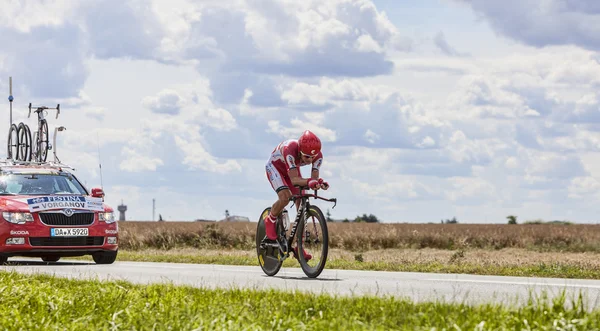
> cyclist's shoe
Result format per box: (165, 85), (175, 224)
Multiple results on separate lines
(293, 246), (312, 261)
(265, 213), (278, 240)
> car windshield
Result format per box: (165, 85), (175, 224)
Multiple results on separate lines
(0, 173), (87, 196)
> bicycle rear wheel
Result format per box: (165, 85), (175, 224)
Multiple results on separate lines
(24, 125), (32, 161)
(256, 207), (283, 276)
(296, 205), (329, 278)
(7, 124), (18, 160)
(17, 123), (31, 162)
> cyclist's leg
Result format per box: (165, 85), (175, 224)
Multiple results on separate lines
(265, 163), (293, 240)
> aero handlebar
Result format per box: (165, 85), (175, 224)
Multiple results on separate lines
(28, 103), (61, 119)
(290, 185), (337, 209)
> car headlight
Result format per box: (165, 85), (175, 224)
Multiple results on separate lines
(2, 212), (34, 224)
(98, 212), (115, 224)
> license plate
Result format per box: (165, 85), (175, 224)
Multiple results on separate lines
(51, 228), (89, 237)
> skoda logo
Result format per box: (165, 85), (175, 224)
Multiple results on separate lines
(63, 209), (74, 217)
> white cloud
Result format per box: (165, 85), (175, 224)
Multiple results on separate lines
(568, 176), (600, 199)
(142, 89), (183, 115)
(84, 107), (106, 121)
(445, 177), (497, 205)
(434, 31), (468, 57)
(267, 118), (337, 142)
(455, 0), (600, 51)
(4, 0), (600, 223)
(119, 147), (164, 172)
(355, 34), (384, 53)
(174, 137), (242, 174)
(0, 1), (79, 32)
(364, 129), (380, 144)
(180, 0), (410, 81)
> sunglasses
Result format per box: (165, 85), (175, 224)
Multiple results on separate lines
(300, 152), (317, 159)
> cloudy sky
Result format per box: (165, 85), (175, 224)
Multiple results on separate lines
(1, 0), (599, 223)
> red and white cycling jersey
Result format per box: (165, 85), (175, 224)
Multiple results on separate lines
(265, 139), (323, 193)
(268, 139), (323, 174)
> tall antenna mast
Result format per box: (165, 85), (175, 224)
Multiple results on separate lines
(97, 132), (103, 189)
(8, 77), (13, 128)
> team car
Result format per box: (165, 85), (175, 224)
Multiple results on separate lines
(0, 161), (118, 264)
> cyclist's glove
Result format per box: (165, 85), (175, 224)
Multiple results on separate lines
(307, 179), (320, 190)
(318, 178), (329, 190)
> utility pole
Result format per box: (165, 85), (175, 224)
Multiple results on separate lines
(152, 198), (155, 221)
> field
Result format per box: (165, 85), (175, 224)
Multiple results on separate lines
(0, 270), (597, 330)
(105, 221), (600, 279)
(4, 222), (600, 329)
(118, 221), (600, 252)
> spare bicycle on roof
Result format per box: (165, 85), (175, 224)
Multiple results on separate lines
(6, 76), (67, 164)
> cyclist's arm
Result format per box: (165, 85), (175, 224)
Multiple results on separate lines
(311, 154), (323, 179)
(311, 169), (319, 179)
(288, 168), (311, 186)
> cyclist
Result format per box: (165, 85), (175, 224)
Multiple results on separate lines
(264, 130), (330, 261)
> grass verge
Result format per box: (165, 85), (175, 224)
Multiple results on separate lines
(0, 270), (598, 330)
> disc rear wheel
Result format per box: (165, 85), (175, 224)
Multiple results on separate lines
(256, 207), (283, 276)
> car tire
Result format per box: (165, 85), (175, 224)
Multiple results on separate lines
(0, 255), (7, 265)
(92, 250), (117, 264)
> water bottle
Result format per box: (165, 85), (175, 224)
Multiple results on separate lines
(282, 209), (290, 232)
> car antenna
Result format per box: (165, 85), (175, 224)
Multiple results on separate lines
(97, 132), (104, 189)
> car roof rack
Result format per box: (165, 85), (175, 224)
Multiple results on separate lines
(0, 159), (75, 171)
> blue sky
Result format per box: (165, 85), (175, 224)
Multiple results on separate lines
(1, 0), (600, 223)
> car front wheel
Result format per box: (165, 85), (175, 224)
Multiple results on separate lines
(92, 250), (117, 264)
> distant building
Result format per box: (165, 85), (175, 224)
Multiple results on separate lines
(220, 215), (250, 222)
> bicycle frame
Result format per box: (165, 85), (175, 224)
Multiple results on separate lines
(281, 188), (336, 254)
(27, 103), (60, 162)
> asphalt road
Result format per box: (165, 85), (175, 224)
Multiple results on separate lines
(2, 259), (600, 309)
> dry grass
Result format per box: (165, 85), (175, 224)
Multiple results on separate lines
(111, 247), (600, 269)
(118, 221), (600, 252)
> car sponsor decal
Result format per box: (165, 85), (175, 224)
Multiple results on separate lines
(26, 196), (104, 212)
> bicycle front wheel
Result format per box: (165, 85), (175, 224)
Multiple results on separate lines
(256, 207), (283, 276)
(39, 120), (49, 162)
(7, 124), (18, 160)
(17, 123), (31, 162)
(296, 205), (329, 278)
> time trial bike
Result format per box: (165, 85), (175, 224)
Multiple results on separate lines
(256, 185), (337, 278)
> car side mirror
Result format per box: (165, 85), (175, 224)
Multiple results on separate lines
(91, 187), (105, 200)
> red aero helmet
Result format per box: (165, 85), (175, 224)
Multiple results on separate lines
(298, 130), (321, 156)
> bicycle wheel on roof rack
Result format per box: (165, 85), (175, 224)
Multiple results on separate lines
(7, 124), (18, 160)
(24, 125), (33, 162)
(31, 131), (38, 162)
(39, 120), (49, 162)
(17, 122), (31, 162)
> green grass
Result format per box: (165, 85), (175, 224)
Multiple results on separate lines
(0, 270), (598, 330)
(104, 250), (600, 280)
